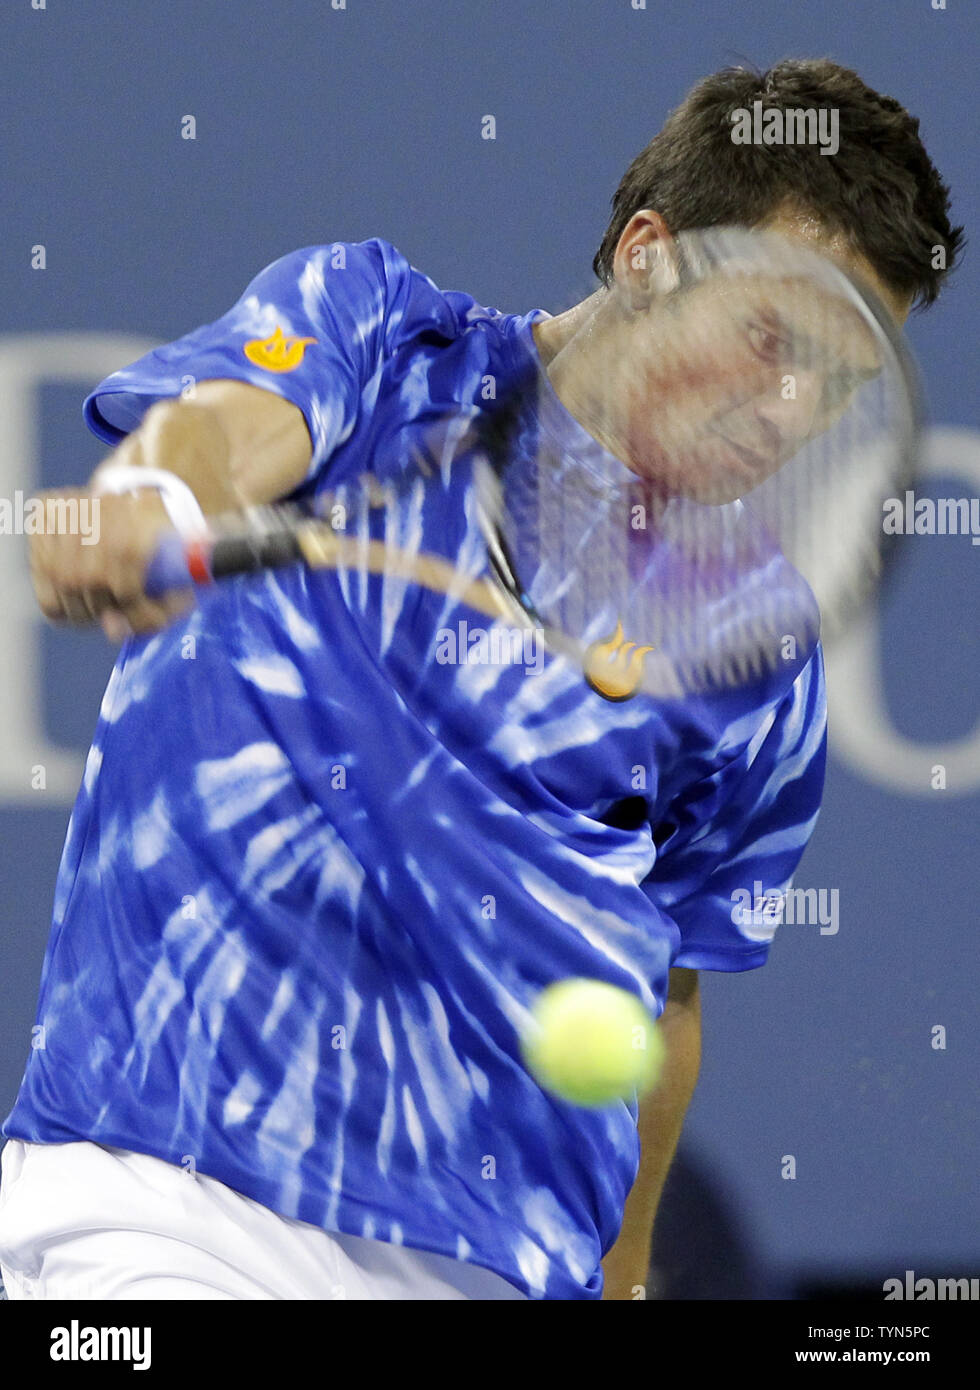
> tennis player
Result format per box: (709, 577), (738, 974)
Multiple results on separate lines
(0, 60), (961, 1300)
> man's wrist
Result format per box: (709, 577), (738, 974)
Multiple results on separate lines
(91, 464), (209, 538)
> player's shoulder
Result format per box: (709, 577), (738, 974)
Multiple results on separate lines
(250, 237), (492, 338)
(244, 237), (407, 296)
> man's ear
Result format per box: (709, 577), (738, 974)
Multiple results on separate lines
(646, 242), (681, 296)
(614, 212), (681, 308)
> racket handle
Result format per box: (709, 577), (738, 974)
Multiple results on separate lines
(144, 527), (306, 597)
(145, 534), (199, 597)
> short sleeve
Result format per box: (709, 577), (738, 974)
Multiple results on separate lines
(82, 238), (429, 484)
(643, 647), (828, 971)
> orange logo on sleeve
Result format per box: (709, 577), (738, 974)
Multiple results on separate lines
(584, 621), (654, 701)
(243, 325), (317, 373)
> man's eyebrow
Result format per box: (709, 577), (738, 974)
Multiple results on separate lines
(752, 302), (883, 377)
(785, 322), (882, 378)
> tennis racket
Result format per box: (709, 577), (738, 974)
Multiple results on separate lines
(144, 225), (920, 699)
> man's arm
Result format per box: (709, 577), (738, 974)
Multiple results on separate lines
(110, 378), (314, 514)
(30, 380), (312, 636)
(600, 965), (701, 1300)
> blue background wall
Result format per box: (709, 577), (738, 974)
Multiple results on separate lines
(1, 0), (977, 1295)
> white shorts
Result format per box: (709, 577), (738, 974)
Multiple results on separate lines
(0, 1139), (526, 1301)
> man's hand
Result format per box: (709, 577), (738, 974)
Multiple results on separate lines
(30, 486), (192, 639)
(30, 380), (314, 639)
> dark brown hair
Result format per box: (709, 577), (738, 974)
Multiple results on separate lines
(593, 60), (964, 310)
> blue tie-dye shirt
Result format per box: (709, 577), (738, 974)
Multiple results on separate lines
(3, 240), (827, 1299)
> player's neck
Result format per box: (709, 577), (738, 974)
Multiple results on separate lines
(531, 296), (595, 370)
(531, 294), (636, 469)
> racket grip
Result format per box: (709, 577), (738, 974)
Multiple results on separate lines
(144, 534), (198, 598)
(145, 526), (305, 597)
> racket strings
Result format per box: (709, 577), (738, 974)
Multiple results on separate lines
(259, 227), (917, 699)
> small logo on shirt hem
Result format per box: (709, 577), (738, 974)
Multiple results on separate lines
(730, 881), (840, 936)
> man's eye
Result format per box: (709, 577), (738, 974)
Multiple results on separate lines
(822, 373), (858, 409)
(747, 323), (791, 362)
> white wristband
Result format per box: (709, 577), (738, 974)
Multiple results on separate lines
(92, 464), (209, 539)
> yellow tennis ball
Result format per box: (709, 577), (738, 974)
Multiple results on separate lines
(520, 977), (664, 1108)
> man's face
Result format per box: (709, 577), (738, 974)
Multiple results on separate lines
(612, 209), (912, 503)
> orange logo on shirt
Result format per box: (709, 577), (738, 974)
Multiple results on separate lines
(584, 621), (654, 701)
(243, 325), (317, 373)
